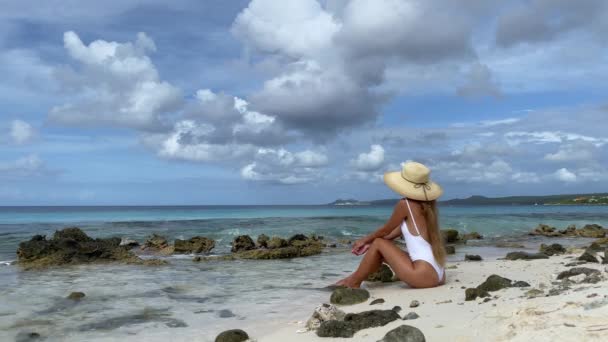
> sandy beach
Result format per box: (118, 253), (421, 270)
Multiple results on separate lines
(261, 249), (608, 341)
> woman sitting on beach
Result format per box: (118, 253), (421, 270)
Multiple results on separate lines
(335, 162), (446, 289)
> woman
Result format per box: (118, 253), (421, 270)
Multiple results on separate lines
(335, 161), (446, 289)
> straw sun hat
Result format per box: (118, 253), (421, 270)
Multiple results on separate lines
(383, 161), (443, 201)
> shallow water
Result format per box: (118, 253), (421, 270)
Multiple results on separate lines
(0, 205), (607, 341)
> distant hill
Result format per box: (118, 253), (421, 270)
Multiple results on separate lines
(327, 193), (608, 206)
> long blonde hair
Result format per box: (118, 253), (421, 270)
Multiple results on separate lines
(419, 200), (446, 266)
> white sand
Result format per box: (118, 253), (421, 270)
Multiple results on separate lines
(260, 253), (608, 341)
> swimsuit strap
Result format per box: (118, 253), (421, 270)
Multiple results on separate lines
(404, 198), (421, 235)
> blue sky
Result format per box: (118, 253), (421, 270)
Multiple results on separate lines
(1, 0), (607, 205)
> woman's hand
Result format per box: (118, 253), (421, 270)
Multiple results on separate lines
(351, 238), (370, 255)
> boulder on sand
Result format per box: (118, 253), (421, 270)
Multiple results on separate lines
(461, 232), (483, 241)
(174, 236), (215, 254)
(465, 274), (529, 301)
(67, 292), (85, 301)
(465, 254), (482, 261)
(445, 245), (456, 254)
(367, 264), (395, 282)
(505, 251), (549, 260)
(330, 287), (370, 305)
(215, 329), (249, 342)
(316, 309), (400, 338)
(306, 303), (346, 331)
(379, 325), (426, 342)
(16, 227), (154, 269)
(539, 243), (566, 256)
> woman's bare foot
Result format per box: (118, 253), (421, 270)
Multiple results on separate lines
(332, 275), (362, 288)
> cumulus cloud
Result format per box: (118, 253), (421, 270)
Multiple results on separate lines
(553, 168), (577, 182)
(496, 0), (608, 47)
(49, 31), (182, 131)
(9, 119), (35, 144)
(0, 154), (55, 178)
(240, 148), (328, 184)
(234, 0), (479, 137)
(352, 144), (385, 171)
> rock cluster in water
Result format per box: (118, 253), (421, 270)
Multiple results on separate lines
(465, 274), (530, 301)
(174, 236), (215, 254)
(529, 223), (606, 238)
(226, 234), (325, 260)
(16, 227), (165, 269)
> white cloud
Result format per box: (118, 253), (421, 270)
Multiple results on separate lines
(544, 142), (596, 162)
(511, 172), (540, 184)
(352, 144), (385, 171)
(10, 119), (35, 144)
(240, 147), (328, 184)
(0, 154), (54, 178)
(553, 168), (577, 182)
(49, 31), (182, 130)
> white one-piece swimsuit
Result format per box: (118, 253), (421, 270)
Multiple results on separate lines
(400, 198), (444, 282)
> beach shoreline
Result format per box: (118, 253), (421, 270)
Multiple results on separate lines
(260, 251), (608, 341)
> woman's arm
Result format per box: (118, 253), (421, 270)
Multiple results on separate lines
(383, 226), (402, 240)
(361, 200), (407, 243)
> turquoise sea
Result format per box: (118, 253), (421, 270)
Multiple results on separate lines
(0, 204), (607, 341)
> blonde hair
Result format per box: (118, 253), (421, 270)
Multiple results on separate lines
(419, 200), (446, 266)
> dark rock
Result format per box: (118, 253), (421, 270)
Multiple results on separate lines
(367, 264), (395, 282)
(344, 310), (400, 332)
(231, 235), (255, 253)
(16, 227), (142, 269)
(478, 275), (513, 292)
(461, 232), (483, 240)
(215, 329), (249, 342)
(441, 229), (459, 243)
(330, 287), (370, 305)
(560, 225), (577, 236)
(539, 243), (566, 256)
(379, 325), (426, 342)
(143, 234), (169, 250)
(67, 292), (85, 301)
(465, 254), (482, 261)
(577, 224), (606, 238)
(266, 237), (288, 249)
(505, 251), (549, 260)
(392, 306), (402, 313)
(15, 331), (42, 342)
(409, 300), (420, 308)
(465, 288), (489, 301)
(174, 236), (215, 254)
(370, 298), (385, 305)
(256, 234), (269, 248)
(557, 267), (601, 280)
(513, 281), (531, 287)
(578, 251), (599, 263)
(529, 224), (560, 237)
(316, 320), (355, 338)
(288, 234), (308, 245)
(445, 245), (455, 254)
(402, 312), (420, 320)
(193, 256), (201, 262)
(603, 250), (608, 265)
(328, 243), (337, 248)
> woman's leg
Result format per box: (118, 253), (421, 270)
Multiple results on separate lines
(342, 238), (416, 288)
